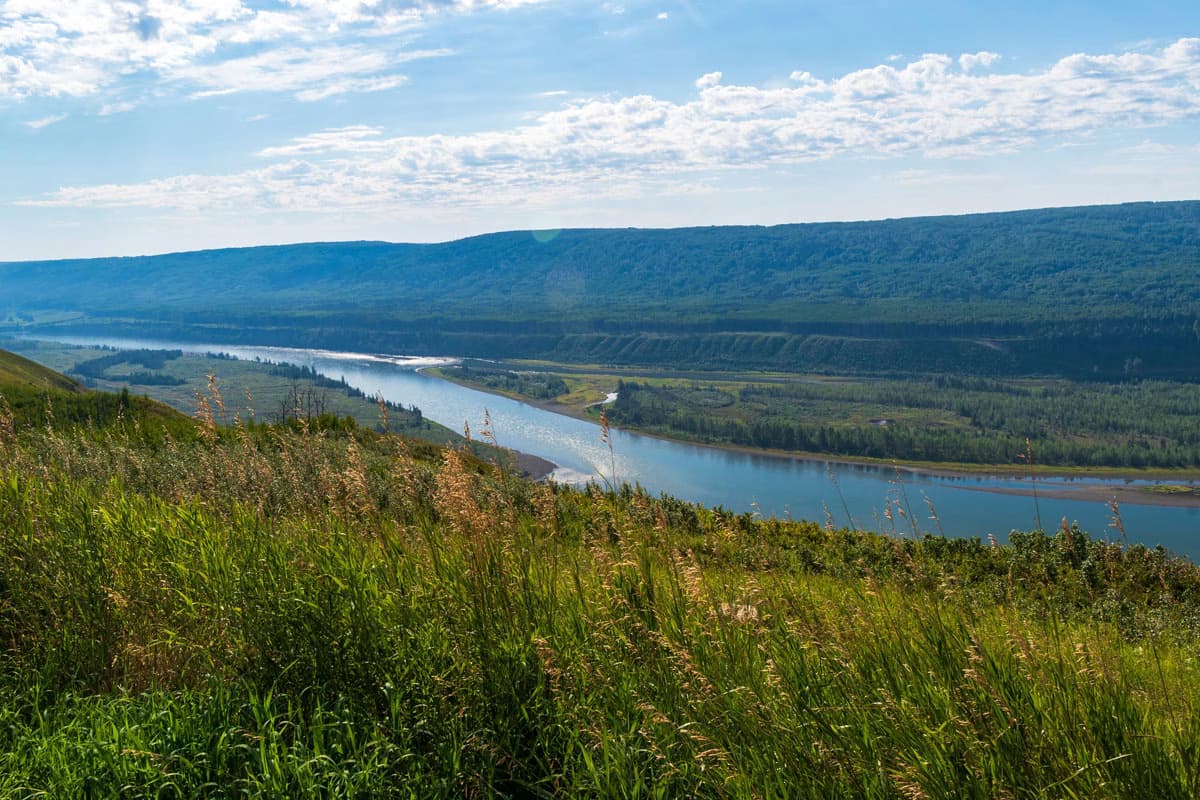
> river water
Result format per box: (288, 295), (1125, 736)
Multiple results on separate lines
(36, 336), (1200, 559)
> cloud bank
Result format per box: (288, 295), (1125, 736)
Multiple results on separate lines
(22, 38), (1200, 212)
(0, 0), (538, 104)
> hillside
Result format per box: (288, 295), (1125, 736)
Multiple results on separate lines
(1, 384), (1199, 796)
(2, 201), (1199, 376)
(0, 348), (80, 392)
(0, 347), (195, 435)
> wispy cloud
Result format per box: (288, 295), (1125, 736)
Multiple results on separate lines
(175, 45), (446, 101)
(98, 101), (136, 116)
(890, 168), (1003, 186)
(23, 112), (67, 129)
(22, 38), (1200, 213)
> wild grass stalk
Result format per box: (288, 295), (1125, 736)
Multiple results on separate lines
(1025, 437), (1043, 532)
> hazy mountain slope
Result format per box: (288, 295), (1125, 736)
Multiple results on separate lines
(2, 201), (1197, 325)
(3, 201), (1198, 377)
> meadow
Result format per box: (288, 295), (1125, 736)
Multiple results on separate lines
(1, 356), (1199, 797)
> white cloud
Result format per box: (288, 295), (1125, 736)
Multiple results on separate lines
(23, 38), (1200, 214)
(277, 0), (549, 28)
(0, 0), (542, 106)
(24, 111), (66, 128)
(958, 51), (1000, 71)
(295, 74), (409, 101)
(656, 11), (668, 20)
(0, 1), (245, 101)
(256, 124), (386, 157)
(1110, 140), (1200, 158)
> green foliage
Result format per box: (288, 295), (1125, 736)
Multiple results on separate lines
(0, 400), (1200, 795)
(72, 348), (185, 378)
(447, 360), (570, 400)
(0, 349), (194, 442)
(3, 342), (454, 446)
(608, 374), (1200, 467)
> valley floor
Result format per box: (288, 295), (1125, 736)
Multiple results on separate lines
(430, 360), (1200, 507)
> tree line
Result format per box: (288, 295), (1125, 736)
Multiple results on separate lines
(608, 377), (1200, 468)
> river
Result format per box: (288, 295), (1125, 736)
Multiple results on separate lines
(33, 336), (1200, 560)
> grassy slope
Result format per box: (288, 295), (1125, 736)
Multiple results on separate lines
(3, 339), (462, 443)
(0, 347), (195, 438)
(0, 389), (1199, 795)
(0, 348), (79, 392)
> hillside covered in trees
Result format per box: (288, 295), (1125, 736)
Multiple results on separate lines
(2, 201), (1198, 377)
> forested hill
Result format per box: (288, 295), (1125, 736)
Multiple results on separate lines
(3, 201), (1199, 376)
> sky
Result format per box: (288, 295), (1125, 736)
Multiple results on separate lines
(1, 1), (1197, 260)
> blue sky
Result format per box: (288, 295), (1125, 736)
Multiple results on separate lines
(1, 1), (1197, 260)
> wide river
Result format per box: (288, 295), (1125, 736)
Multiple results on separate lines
(41, 336), (1200, 559)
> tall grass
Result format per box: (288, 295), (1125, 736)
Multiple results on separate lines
(0, 404), (1199, 796)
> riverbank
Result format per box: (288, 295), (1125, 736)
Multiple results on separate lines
(428, 368), (1200, 508)
(510, 450), (557, 481)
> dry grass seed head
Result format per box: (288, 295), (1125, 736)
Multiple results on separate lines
(375, 390), (389, 434)
(337, 438), (375, 524)
(207, 372), (226, 418)
(434, 446), (488, 537)
(533, 482), (559, 534)
(388, 441), (421, 508)
(672, 551), (706, 606)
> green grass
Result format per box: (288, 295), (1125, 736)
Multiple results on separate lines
(0, 349), (79, 392)
(1, 381), (1200, 795)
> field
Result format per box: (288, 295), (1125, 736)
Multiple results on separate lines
(1, 352), (1200, 796)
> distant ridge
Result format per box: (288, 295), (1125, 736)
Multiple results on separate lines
(3, 199), (1194, 265)
(2, 201), (1198, 377)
